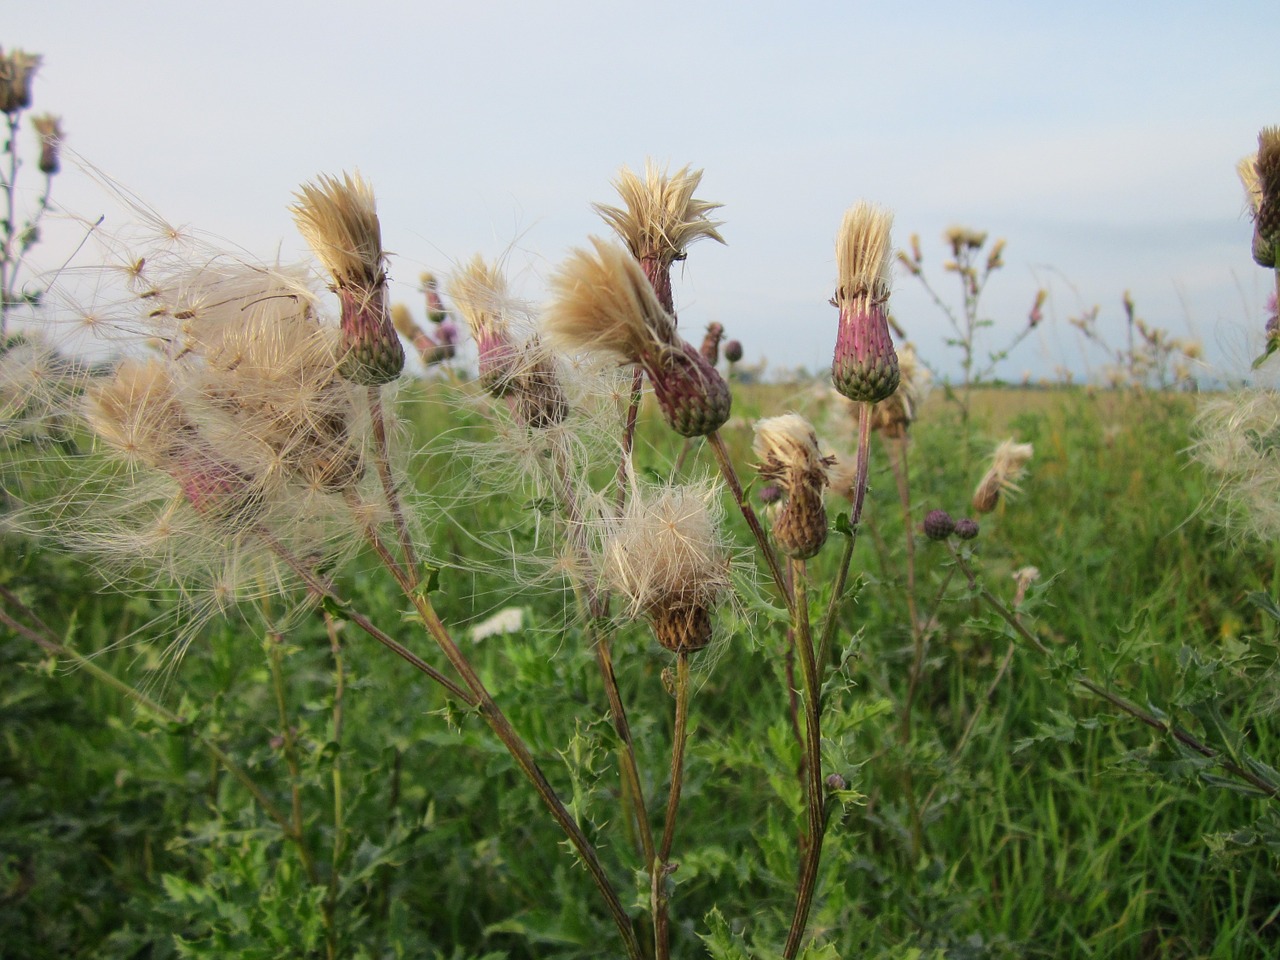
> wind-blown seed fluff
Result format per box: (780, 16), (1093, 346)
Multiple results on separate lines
(603, 479), (732, 653)
(546, 238), (731, 437)
(291, 172), (403, 385)
(832, 202), (899, 403)
(972, 439), (1034, 514)
(753, 414), (833, 558)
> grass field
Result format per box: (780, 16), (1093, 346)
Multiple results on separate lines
(3, 378), (1279, 959)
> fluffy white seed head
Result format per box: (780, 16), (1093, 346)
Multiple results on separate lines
(603, 479), (731, 623)
(972, 439), (1034, 513)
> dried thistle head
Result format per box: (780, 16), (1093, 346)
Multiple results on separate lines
(592, 160), (725, 315)
(972, 439), (1034, 514)
(546, 238), (730, 437)
(0, 48), (41, 114)
(700, 321), (725, 365)
(603, 479), (731, 653)
(449, 255), (520, 394)
(291, 171), (403, 385)
(1012, 565), (1041, 606)
(1250, 127), (1280, 268)
(31, 113), (62, 174)
(85, 359), (265, 526)
(753, 414), (833, 558)
(832, 202), (899, 403)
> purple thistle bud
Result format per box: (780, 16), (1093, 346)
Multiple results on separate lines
(644, 340), (732, 438)
(923, 509), (955, 541)
(954, 517), (980, 540)
(832, 202), (900, 403)
(723, 339), (743, 364)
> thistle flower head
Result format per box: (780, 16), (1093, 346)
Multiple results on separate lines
(972, 439), (1034, 514)
(868, 341), (928, 437)
(700, 321), (725, 365)
(291, 171), (403, 385)
(449, 255), (520, 393)
(723, 339), (743, 364)
(1247, 127), (1280, 268)
(832, 202), (899, 403)
(593, 161), (725, 263)
(923, 509), (956, 541)
(546, 238), (731, 437)
(752, 414), (833, 558)
(0, 47), (41, 114)
(31, 113), (62, 175)
(603, 479), (732, 653)
(592, 160), (724, 314)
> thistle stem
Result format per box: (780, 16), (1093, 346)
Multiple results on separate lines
(816, 401), (873, 674)
(0, 588), (298, 846)
(707, 429), (793, 612)
(784, 558), (825, 959)
(949, 549), (1280, 800)
(653, 651), (691, 960)
(267, 630), (320, 885)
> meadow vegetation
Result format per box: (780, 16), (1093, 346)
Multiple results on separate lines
(3, 48), (1280, 960)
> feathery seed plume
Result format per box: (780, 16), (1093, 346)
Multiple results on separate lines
(291, 172), (404, 385)
(593, 160), (725, 317)
(449, 255), (520, 394)
(832, 202), (900, 403)
(603, 479), (731, 653)
(546, 238), (730, 437)
(451, 255), (567, 428)
(972, 439), (1034, 513)
(752, 414), (833, 558)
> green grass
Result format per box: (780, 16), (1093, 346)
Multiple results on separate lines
(3, 381), (1279, 959)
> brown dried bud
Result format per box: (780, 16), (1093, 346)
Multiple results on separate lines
(651, 600), (714, 654)
(0, 48), (40, 115)
(31, 113), (62, 175)
(700, 321), (725, 365)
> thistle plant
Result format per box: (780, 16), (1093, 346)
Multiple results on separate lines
(897, 224), (1045, 419)
(1, 45), (63, 340)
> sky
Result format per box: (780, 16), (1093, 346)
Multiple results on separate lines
(8, 1), (1280, 384)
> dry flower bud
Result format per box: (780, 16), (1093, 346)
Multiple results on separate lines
(603, 480), (731, 654)
(546, 238), (730, 437)
(420, 272), (449, 323)
(700, 321), (724, 365)
(291, 172), (404, 385)
(753, 414), (834, 559)
(832, 202), (899, 403)
(592, 160), (725, 317)
(972, 439), (1033, 514)
(0, 48), (41, 114)
(31, 113), (62, 174)
(1253, 127), (1280, 268)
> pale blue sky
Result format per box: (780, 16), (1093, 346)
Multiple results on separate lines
(9, 1), (1280, 381)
